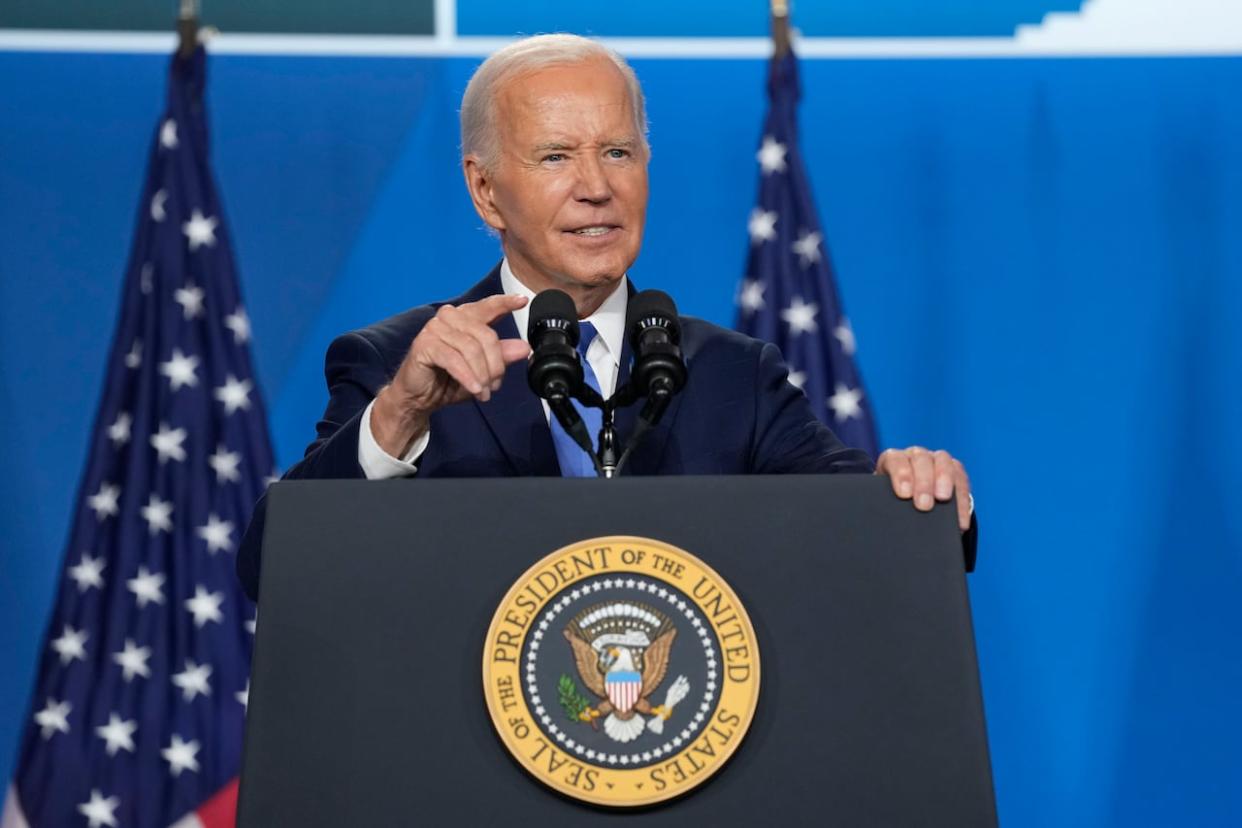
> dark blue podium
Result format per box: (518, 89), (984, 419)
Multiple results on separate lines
(237, 475), (995, 825)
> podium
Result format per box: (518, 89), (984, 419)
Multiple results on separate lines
(238, 475), (995, 825)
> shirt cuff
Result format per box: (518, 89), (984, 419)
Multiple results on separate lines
(357, 399), (430, 479)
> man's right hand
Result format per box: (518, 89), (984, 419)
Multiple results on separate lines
(370, 294), (531, 457)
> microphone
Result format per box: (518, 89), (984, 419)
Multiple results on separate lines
(526, 289), (583, 403)
(611, 290), (688, 476)
(626, 290), (687, 401)
(526, 289), (602, 475)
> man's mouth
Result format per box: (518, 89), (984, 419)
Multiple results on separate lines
(566, 225), (619, 237)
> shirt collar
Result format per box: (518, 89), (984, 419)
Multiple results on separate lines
(500, 258), (627, 367)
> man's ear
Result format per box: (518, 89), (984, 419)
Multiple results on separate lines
(463, 155), (505, 232)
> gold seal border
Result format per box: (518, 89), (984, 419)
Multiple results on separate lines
(482, 535), (761, 808)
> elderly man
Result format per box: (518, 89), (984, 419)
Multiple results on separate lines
(237, 34), (975, 600)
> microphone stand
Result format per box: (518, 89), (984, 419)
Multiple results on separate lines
(597, 404), (619, 478)
(573, 381), (666, 479)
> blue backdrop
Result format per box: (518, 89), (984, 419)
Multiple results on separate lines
(2, 31), (1241, 828)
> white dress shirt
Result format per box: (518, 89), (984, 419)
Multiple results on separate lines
(357, 259), (629, 479)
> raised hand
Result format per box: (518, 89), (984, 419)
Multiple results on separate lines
(370, 294), (532, 456)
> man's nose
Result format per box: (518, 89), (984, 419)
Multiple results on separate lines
(573, 155), (612, 204)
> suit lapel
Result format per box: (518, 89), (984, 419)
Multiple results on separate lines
(464, 264), (560, 476)
(616, 388), (685, 476)
(614, 335), (641, 466)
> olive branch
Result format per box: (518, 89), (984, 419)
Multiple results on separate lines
(557, 674), (593, 725)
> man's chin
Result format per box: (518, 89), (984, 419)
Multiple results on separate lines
(555, 253), (631, 289)
(507, 245), (635, 296)
(568, 270), (627, 296)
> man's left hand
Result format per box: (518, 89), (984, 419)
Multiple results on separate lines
(875, 447), (973, 532)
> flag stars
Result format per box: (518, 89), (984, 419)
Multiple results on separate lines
(95, 713), (137, 756)
(160, 118), (178, 149)
(197, 514), (235, 554)
(182, 209), (218, 251)
(171, 660), (213, 702)
(107, 412), (131, 447)
(174, 282), (205, 319)
(224, 307), (251, 344)
(748, 208), (777, 244)
(159, 348), (199, 391)
(185, 586), (225, 628)
(88, 482), (121, 520)
(792, 230), (823, 267)
(127, 566), (166, 607)
(77, 789), (120, 828)
(125, 340), (143, 369)
(34, 698), (71, 739)
(236, 681), (250, 710)
(161, 734), (201, 776)
(834, 317), (856, 356)
(112, 638), (152, 682)
(150, 189), (168, 222)
(150, 422), (188, 464)
(787, 370), (807, 390)
(780, 296), (819, 335)
(50, 625), (88, 665)
(757, 135), (787, 174)
(68, 553), (106, 592)
(214, 375), (253, 415)
(737, 279), (766, 313)
(140, 494), (174, 535)
(828, 383), (864, 422)
(208, 445), (242, 484)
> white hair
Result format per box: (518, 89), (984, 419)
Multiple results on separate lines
(460, 34), (649, 171)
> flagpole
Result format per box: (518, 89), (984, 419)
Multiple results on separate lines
(176, 0), (199, 59)
(770, 0), (791, 58)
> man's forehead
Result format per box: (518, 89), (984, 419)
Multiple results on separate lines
(497, 60), (635, 127)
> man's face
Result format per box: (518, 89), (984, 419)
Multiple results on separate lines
(467, 58), (649, 305)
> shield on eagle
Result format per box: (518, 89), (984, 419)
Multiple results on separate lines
(606, 670), (642, 714)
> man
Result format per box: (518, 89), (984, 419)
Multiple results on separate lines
(237, 34), (975, 601)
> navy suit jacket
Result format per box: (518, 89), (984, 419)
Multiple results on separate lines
(238, 265), (973, 600)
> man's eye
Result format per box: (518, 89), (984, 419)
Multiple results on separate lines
(543, 153), (566, 163)
(607, 149), (629, 159)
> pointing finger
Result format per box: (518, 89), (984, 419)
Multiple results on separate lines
(458, 293), (529, 325)
(440, 307), (506, 389)
(500, 339), (533, 364)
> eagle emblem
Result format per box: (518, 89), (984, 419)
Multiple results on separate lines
(561, 601), (691, 743)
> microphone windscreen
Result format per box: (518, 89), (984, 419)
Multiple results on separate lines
(528, 289), (580, 345)
(627, 289), (681, 345)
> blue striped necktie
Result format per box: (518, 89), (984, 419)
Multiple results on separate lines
(549, 321), (603, 477)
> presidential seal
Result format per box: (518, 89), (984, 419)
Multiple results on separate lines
(483, 536), (760, 807)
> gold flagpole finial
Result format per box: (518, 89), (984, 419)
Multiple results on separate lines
(770, 0), (792, 58)
(177, 0), (200, 59)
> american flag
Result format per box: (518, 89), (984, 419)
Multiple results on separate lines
(735, 49), (880, 460)
(2, 46), (272, 828)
